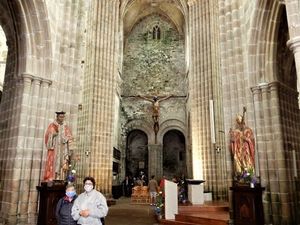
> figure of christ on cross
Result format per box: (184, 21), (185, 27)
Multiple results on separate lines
(138, 95), (172, 143)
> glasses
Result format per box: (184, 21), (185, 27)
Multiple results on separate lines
(85, 182), (93, 186)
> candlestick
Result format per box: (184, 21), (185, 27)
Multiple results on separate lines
(292, 150), (297, 178)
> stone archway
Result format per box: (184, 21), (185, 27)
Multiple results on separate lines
(126, 129), (149, 178)
(162, 129), (186, 178)
(0, 1), (53, 224)
(0, 1), (87, 223)
(248, 2), (299, 224)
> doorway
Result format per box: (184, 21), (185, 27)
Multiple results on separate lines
(163, 130), (186, 178)
(126, 130), (148, 178)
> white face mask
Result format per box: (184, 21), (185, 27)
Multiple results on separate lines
(84, 184), (93, 192)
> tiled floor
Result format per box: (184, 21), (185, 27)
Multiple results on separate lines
(105, 197), (158, 225)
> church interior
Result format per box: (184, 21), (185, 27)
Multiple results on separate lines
(0, 0), (300, 224)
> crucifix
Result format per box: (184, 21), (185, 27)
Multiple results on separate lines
(138, 95), (172, 143)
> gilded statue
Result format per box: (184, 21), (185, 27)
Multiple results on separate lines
(229, 107), (255, 179)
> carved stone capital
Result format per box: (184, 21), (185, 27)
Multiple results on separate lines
(41, 78), (52, 86)
(250, 86), (261, 95)
(32, 77), (42, 85)
(251, 82), (269, 94)
(187, 0), (197, 7)
(268, 81), (280, 92)
(287, 36), (300, 53)
(21, 73), (34, 83)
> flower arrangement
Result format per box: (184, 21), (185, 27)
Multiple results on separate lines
(66, 154), (80, 184)
(178, 179), (187, 204)
(155, 191), (164, 219)
(235, 167), (257, 187)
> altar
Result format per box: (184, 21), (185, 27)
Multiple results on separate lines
(186, 179), (205, 204)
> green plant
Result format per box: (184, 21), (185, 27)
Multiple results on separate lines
(155, 191), (164, 217)
(236, 167), (257, 185)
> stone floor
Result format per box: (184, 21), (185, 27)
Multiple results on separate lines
(105, 197), (158, 225)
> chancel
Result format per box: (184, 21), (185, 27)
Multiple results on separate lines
(0, 1), (299, 225)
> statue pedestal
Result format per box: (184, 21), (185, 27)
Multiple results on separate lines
(36, 181), (66, 225)
(186, 179), (205, 204)
(230, 184), (265, 225)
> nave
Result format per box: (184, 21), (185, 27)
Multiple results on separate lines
(105, 197), (229, 225)
(105, 197), (157, 225)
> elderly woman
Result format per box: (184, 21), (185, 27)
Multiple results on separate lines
(71, 176), (108, 225)
(56, 184), (77, 225)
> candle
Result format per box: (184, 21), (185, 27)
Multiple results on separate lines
(209, 100), (215, 144)
(292, 150), (297, 178)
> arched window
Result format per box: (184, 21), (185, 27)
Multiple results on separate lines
(0, 26), (7, 104)
(152, 25), (161, 40)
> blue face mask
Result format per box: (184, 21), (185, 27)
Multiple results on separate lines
(66, 191), (76, 198)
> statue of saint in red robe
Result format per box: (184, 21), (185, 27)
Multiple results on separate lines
(229, 107), (255, 176)
(43, 111), (73, 181)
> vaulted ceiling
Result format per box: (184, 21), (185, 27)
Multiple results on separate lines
(121, 0), (187, 37)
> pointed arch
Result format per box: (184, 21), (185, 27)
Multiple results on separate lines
(248, 0), (283, 85)
(121, 0), (186, 37)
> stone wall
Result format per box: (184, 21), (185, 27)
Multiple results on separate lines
(119, 12), (187, 180)
(122, 14), (186, 96)
(120, 12), (187, 167)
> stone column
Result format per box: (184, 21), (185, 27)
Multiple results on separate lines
(251, 85), (272, 224)
(28, 77), (52, 224)
(0, 73), (33, 224)
(78, 0), (119, 194)
(269, 82), (293, 224)
(188, 0), (225, 199)
(148, 144), (163, 179)
(19, 75), (42, 222)
(251, 81), (300, 224)
(0, 70), (54, 225)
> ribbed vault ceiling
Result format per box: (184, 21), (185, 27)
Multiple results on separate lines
(123, 0), (185, 36)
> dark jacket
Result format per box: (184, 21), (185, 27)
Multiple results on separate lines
(56, 196), (77, 225)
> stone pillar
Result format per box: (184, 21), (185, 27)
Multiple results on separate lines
(251, 82), (297, 224)
(148, 144), (163, 179)
(251, 84), (278, 224)
(269, 82), (291, 224)
(0, 68), (53, 225)
(188, 0), (225, 200)
(19, 75), (42, 222)
(78, 0), (119, 194)
(0, 73), (32, 224)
